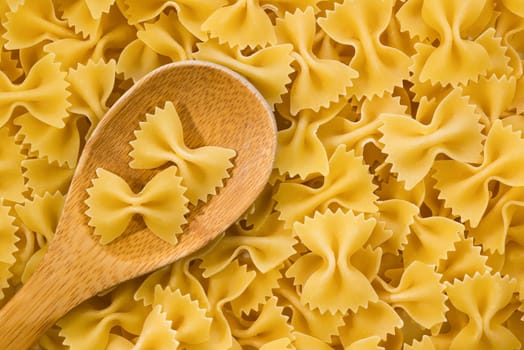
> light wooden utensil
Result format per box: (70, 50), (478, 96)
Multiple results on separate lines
(0, 60), (277, 349)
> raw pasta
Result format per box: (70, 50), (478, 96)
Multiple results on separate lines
(85, 166), (188, 244)
(0, 0), (524, 349)
(129, 101), (236, 205)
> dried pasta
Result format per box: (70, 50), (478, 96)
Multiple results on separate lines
(129, 101), (236, 205)
(85, 166), (188, 244)
(1, 0), (524, 349)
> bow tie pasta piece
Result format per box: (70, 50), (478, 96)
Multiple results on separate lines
(129, 101), (236, 205)
(275, 8), (358, 115)
(0, 53), (70, 129)
(274, 145), (378, 227)
(318, 0), (411, 99)
(3, 0), (77, 50)
(66, 59), (116, 130)
(286, 209), (378, 314)
(85, 166), (189, 245)
(201, 0), (276, 49)
(411, 0), (491, 86)
(379, 89), (484, 190)
(445, 272), (520, 350)
(433, 120), (524, 227)
(121, 0), (226, 40)
(0, 128), (26, 203)
(194, 39), (294, 107)
(0, 203), (18, 300)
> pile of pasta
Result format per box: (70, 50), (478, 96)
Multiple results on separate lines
(0, 0), (523, 349)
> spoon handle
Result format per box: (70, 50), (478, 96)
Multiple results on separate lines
(0, 243), (100, 349)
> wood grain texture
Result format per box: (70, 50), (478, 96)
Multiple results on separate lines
(0, 60), (277, 349)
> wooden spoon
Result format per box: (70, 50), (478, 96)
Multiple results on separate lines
(0, 60), (277, 349)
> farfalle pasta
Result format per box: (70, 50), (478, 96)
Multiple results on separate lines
(409, 0), (493, 86)
(318, 0), (411, 98)
(445, 272), (520, 350)
(380, 89), (484, 189)
(433, 120), (524, 227)
(0, 53), (70, 128)
(275, 8), (358, 114)
(129, 101), (236, 205)
(286, 209), (378, 314)
(85, 166), (188, 244)
(2, 0), (524, 348)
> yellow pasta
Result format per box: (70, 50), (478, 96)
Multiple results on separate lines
(286, 209), (378, 314)
(130, 101), (236, 205)
(380, 89), (484, 189)
(445, 272), (519, 350)
(318, 0), (411, 98)
(275, 8), (358, 114)
(433, 120), (524, 227)
(0, 53), (70, 128)
(1, 0), (524, 348)
(85, 166), (188, 244)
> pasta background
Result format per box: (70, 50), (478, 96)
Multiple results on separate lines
(0, 0), (523, 349)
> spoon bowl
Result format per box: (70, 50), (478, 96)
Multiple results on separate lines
(0, 60), (276, 349)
